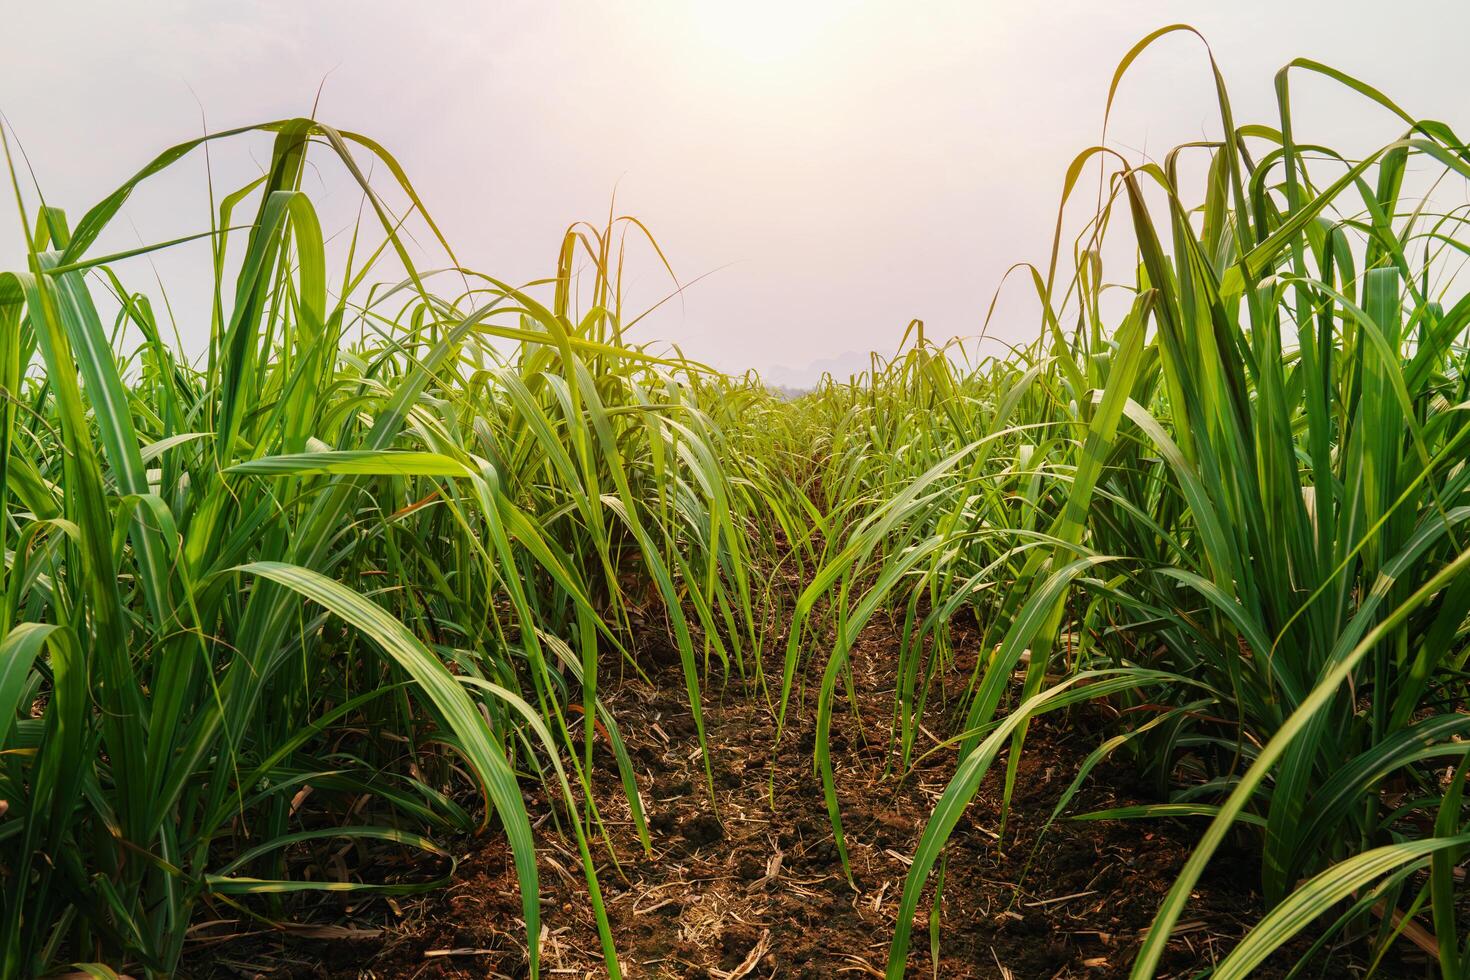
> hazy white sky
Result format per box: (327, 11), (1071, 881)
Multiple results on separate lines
(3, 1), (1467, 376)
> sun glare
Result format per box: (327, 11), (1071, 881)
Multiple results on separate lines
(688, 0), (842, 67)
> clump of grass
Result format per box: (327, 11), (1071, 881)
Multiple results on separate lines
(0, 120), (774, 978)
(776, 27), (1470, 978)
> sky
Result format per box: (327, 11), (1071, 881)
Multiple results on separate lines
(3, 0), (1468, 380)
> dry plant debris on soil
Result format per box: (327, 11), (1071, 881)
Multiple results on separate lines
(194, 619), (1437, 979)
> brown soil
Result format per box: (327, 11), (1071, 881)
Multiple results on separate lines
(191, 621), (1432, 979)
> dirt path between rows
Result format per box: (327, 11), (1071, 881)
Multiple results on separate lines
(198, 621), (1424, 979)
